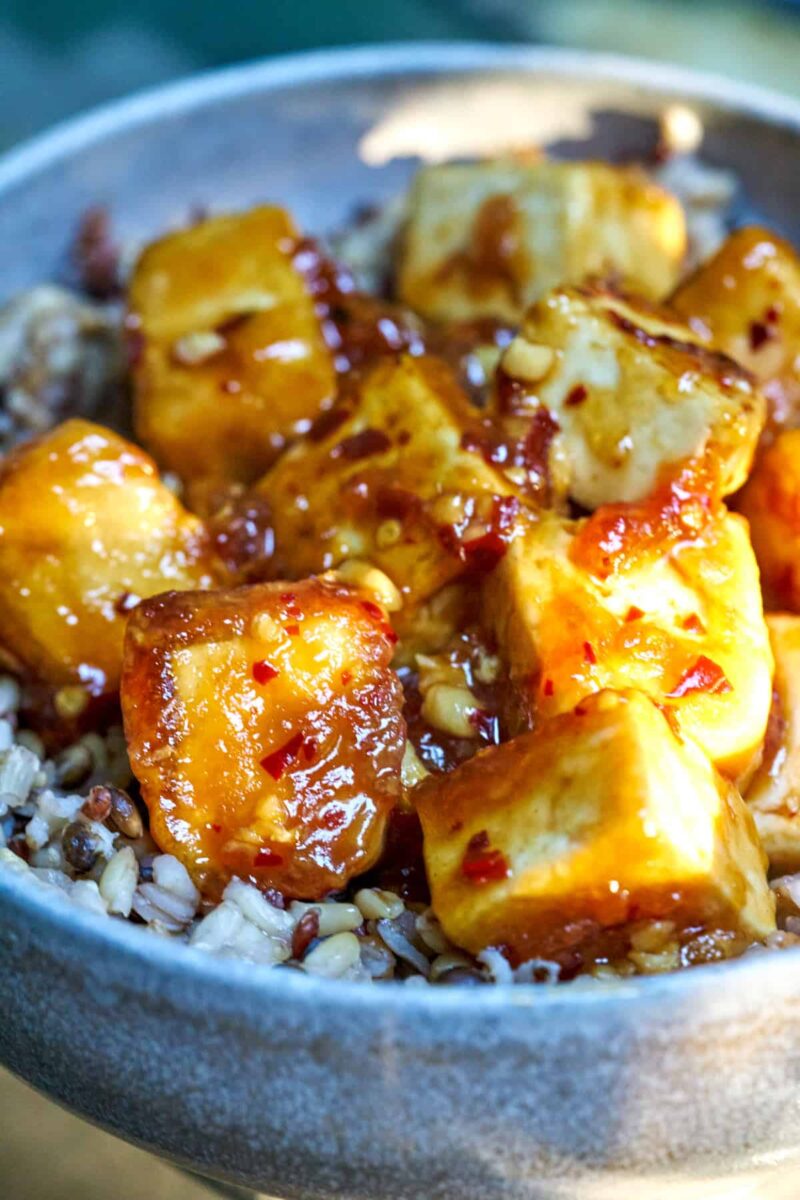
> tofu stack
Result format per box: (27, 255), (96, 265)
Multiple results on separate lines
(5, 152), (800, 979)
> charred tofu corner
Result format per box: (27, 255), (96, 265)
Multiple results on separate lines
(130, 205), (336, 488)
(0, 418), (216, 701)
(414, 689), (775, 966)
(120, 578), (405, 900)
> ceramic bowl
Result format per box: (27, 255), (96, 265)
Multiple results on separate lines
(2, 44), (800, 1200)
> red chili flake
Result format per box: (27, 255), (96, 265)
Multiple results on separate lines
(583, 641), (597, 665)
(461, 830), (510, 885)
(542, 677), (555, 697)
(279, 591), (303, 618)
(624, 606), (645, 622)
(114, 590), (140, 616)
(574, 702), (589, 716)
(667, 655), (732, 699)
(81, 789), (113, 822)
(359, 599), (397, 644)
(210, 823), (222, 833)
(442, 495), (521, 577)
(291, 909), (320, 959)
(341, 670), (353, 686)
(260, 732), (305, 780)
(749, 321), (773, 352)
(303, 737), (318, 762)
(254, 847), (284, 867)
(656, 703), (683, 741)
(494, 366), (528, 416)
(521, 409), (560, 495)
(284, 624), (300, 637)
(469, 709), (501, 743)
(565, 384), (588, 408)
(765, 305), (781, 325)
(681, 613), (706, 634)
(331, 428), (391, 461)
(252, 659), (279, 685)
(309, 407), (350, 442)
(460, 426), (508, 466)
(375, 485), (420, 520)
(397, 430), (412, 446)
(361, 599), (385, 621)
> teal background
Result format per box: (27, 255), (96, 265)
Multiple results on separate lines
(2, 1), (800, 151)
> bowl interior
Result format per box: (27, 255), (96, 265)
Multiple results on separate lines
(3, 45), (800, 1200)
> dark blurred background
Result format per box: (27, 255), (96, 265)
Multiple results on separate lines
(2, 0), (800, 150)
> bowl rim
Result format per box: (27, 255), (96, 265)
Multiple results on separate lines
(2, 40), (800, 1016)
(2, 40), (800, 196)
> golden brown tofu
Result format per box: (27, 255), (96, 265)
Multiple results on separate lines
(746, 615), (800, 871)
(256, 354), (526, 656)
(0, 419), (215, 698)
(414, 689), (774, 964)
(121, 579), (405, 899)
(398, 161), (686, 322)
(672, 226), (800, 430)
(738, 429), (800, 611)
(481, 501), (773, 784)
(130, 206), (335, 486)
(493, 288), (764, 508)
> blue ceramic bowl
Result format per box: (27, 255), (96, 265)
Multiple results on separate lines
(2, 44), (800, 1200)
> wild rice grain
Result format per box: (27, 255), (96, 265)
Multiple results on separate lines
(0, 676), (21, 715)
(354, 888), (404, 921)
(152, 854), (200, 906)
(290, 899), (362, 935)
(291, 909), (320, 959)
(225, 878), (293, 938)
(91, 784), (143, 839)
(303, 931), (361, 978)
(415, 909), (453, 956)
(99, 846), (138, 916)
(0, 744), (40, 805)
(61, 820), (101, 873)
(376, 918), (431, 977)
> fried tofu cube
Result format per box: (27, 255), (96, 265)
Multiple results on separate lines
(481, 505), (773, 784)
(398, 161), (686, 322)
(672, 226), (800, 430)
(121, 579), (405, 899)
(494, 287), (764, 508)
(256, 355), (524, 656)
(738, 429), (800, 611)
(414, 689), (774, 963)
(130, 206), (335, 486)
(0, 419), (215, 698)
(746, 615), (800, 871)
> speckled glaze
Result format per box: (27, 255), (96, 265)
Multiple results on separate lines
(2, 45), (800, 1200)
